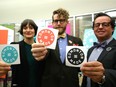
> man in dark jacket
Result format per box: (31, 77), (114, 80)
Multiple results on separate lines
(31, 8), (83, 87)
(80, 12), (116, 87)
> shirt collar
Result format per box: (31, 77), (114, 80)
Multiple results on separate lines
(97, 37), (113, 45)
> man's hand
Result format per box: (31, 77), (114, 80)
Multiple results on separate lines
(80, 61), (105, 83)
(31, 43), (48, 61)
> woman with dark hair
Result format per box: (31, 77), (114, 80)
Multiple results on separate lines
(0, 19), (45, 87)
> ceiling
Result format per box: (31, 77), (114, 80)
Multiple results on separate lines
(0, 0), (116, 23)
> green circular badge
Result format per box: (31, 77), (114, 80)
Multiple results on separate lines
(1, 46), (18, 63)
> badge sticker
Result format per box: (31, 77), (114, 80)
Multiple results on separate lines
(106, 47), (112, 51)
(66, 46), (87, 67)
(36, 27), (58, 49)
(37, 29), (54, 46)
(0, 44), (20, 65)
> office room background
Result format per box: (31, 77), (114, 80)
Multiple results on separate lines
(0, 0), (116, 48)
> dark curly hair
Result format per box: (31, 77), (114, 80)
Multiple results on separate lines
(18, 19), (38, 36)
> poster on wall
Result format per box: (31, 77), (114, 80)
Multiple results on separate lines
(0, 24), (14, 44)
(83, 29), (97, 49)
(83, 28), (116, 49)
(0, 30), (8, 44)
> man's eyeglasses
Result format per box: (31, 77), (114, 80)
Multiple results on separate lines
(94, 22), (111, 28)
(53, 19), (66, 24)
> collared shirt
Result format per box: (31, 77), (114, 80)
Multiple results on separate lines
(88, 37), (113, 61)
(87, 37), (113, 87)
(58, 35), (68, 63)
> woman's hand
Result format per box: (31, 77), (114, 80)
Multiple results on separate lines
(0, 61), (11, 76)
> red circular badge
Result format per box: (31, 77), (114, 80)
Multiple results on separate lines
(37, 29), (55, 46)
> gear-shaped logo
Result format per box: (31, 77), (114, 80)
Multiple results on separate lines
(1, 46), (18, 63)
(67, 48), (85, 65)
(37, 29), (55, 46)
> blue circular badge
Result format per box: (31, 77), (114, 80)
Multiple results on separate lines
(1, 46), (18, 63)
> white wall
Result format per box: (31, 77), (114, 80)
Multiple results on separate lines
(0, 0), (116, 23)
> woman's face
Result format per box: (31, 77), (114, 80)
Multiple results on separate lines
(22, 24), (35, 39)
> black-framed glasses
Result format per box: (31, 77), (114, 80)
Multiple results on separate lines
(53, 19), (66, 24)
(94, 22), (111, 28)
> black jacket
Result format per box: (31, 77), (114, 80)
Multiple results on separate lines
(81, 38), (116, 87)
(11, 40), (45, 87)
(41, 34), (83, 87)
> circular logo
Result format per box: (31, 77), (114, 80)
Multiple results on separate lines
(67, 48), (85, 65)
(1, 46), (18, 63)
(37, 29), (55, 46)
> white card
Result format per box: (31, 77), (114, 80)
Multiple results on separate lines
(36, 27), (58, 49)
(66, 46), (87, 67)
(0, 44), (20, 65)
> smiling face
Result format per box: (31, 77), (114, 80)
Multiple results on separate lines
(93, 16), (114, 42)
(23, 24), (35, 39)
